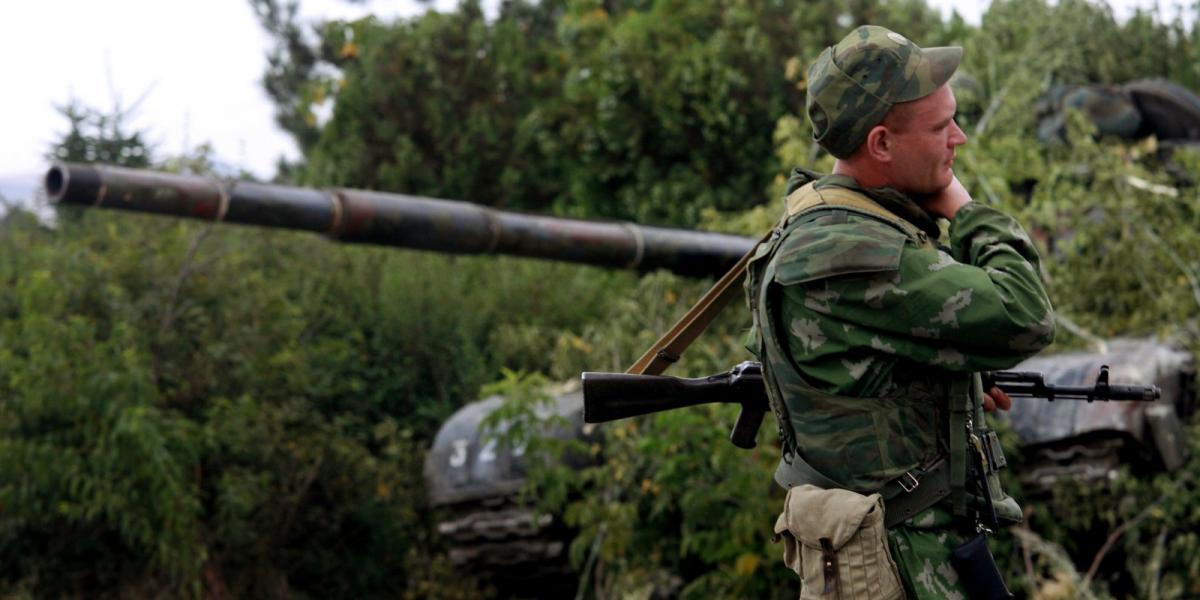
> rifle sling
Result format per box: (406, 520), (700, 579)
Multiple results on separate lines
(627, 228), (774, 375)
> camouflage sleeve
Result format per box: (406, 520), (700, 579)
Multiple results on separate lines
(779, 203), (1055, 377)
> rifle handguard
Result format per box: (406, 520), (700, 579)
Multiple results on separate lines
(983, 365), (1160, 402)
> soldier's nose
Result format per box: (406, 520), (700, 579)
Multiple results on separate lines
(950, 121), (967, 146)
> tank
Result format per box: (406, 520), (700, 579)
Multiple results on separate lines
(1005, 338), (1195, 493)
(44, 161), (753, 592)
(1037, 78), (1200, 145)
(44, 162), (754, 278)
(425, 384), (595, 594)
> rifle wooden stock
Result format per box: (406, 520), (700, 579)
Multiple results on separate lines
(582, 362), (767, 449)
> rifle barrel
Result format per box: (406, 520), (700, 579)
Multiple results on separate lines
(994, 381), (1160, 401)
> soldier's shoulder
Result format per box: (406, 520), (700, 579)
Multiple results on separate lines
(773, 215), (909, 285)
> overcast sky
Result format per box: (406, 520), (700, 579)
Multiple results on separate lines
(0, 0), (1190, 201)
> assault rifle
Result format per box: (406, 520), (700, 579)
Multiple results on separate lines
(581, 362), (1160, 449)
(981, 366), (1158, 402)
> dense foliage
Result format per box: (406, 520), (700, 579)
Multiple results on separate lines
(0, 194), (639, 597)
(3, 0), (1200, 597)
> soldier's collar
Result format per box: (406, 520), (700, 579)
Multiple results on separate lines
(784, 167), (942, 240)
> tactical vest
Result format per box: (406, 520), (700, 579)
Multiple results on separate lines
(746, 181), (1021, 528)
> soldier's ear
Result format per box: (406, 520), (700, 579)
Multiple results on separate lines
(863, 125), (893, 164)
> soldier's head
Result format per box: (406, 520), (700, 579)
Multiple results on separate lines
(807, 26), (967, 195)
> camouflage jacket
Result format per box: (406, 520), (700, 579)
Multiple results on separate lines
(746, 168), (1056, 492)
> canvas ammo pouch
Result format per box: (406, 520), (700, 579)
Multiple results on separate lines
(773, 485), (903, 600)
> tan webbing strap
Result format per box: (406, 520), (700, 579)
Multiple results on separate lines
(786, 183), (929, 245)
(627, 228), (774, 375)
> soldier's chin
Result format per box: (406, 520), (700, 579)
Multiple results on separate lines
(908, 180), (949, 198)
(927, 172), (955, 194)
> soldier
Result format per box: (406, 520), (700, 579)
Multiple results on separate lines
(746, 26), (1055, 598)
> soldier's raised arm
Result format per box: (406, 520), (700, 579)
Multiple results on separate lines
(778, 195), (1055, 374)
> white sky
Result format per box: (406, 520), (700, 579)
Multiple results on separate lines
(0, 0), (1191, 201)
(0, 0), (461, 198)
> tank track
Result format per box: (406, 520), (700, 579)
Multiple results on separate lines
(436, 496), (577, 593)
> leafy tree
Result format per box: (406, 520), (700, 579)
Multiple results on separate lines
(519, 0), (804, 225)
(252, 0), (570, 206)
(249, 0), (325, 154)
(48, 98), (153, 167)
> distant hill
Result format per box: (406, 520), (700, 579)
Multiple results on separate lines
(0, 169), (43, 204)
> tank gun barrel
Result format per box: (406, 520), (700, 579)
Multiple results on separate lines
(45, 163), (755, 278)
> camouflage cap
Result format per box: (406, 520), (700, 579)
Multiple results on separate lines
(806, 26), (962, 158)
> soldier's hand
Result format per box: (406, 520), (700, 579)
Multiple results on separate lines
(921, 174), (972, 220)
(983, 386), (1012, 412)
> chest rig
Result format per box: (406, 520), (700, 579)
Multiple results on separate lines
(746, 181), (1018, 528)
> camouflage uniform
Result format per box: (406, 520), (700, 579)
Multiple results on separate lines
(750, 26), (1055, 599)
